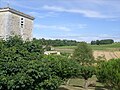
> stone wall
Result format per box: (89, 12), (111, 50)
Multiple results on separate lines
(0, 12), (9, 39)
(0, 10), (33, 40)
(10, 13), (33, 40)
(23, 17), (33, 40)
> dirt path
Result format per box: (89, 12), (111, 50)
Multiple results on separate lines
(59, 85), (108, 90)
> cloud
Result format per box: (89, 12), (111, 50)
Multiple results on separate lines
(34, 24), (71, 32)
(29, 11), (58, 19)
(2, 0), (40, 10)
(70, 24), (87, 29)
(43, 5), (113, 19)
(3, 0), (120, 20)
(34, 23), (88, 32)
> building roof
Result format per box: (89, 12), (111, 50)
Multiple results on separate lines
(0, 7), (35, 20)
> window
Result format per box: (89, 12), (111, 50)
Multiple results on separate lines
(21, 18), (23, 20)
(20, 17), (25, 37)
(21, 24), (23, 28)
(20, 17), (24, 28)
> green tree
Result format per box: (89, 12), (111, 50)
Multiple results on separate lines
(96, 40), (100, 45)
(73, 42), (94, 65)
(91, 39), (114, 45)
(96, 59), (120, 90)
(42, 55), (81, 79)
(0, 36), (81, 90)
(91, 41), (96, 45)
(73, 42), (95, 89)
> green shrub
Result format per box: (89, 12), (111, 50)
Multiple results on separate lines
(96, 59), (120, 90)
(0, 36), (81, 90)
(42, 55), (81, 79)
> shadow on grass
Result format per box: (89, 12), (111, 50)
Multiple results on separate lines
(58, 87), (69, 90)
(71, 85), (83, 88)
(71, 85), (109, 90)
(95, 86), (106, 90)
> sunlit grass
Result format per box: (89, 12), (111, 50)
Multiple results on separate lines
(54, 43), (120, 53)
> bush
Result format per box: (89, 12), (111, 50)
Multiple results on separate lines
(0, 59), (62, 90)
(0, 36), (81, 90)
(73, 42), (94, 65)
(42, 55), (81, 79)
(96, 59), (120, 90)
(0, 57), (81, 90)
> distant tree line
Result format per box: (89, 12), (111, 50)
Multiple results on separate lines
(33, 38), (79, 46)
(91, 39), (114, 45)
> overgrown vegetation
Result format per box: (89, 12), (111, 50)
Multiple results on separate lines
(96, 59), (120, 90)
(0, 36), (119, 90)
(0, 36), (81, 90)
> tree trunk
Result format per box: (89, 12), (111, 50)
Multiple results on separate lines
(84, 79), (88, 89)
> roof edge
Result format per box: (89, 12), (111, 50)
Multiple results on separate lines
(0, 7), (35, 20)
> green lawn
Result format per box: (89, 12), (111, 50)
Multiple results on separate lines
(54, 43), (120, 53)
(90, 43), (120, 51)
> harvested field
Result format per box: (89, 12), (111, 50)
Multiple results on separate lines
(93, 51), (120, 60)
(55, 47), (120, 60)
(54, 45), (120, 60)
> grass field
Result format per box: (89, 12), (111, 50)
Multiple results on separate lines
(54, 43), (120, 52)
(90, 43), (120, 51)
(54, 43), (120, 60)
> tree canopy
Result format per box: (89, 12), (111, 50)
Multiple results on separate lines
(91, 39), (114, 45)
(0, 36), (81, 90)
(73, 42), (94, 65)
(33, 38), (79, 46)
(96, 59), (120, 90)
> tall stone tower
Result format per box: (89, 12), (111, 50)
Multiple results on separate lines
(0, 7), (34, 40)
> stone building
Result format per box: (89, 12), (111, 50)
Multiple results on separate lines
(0, 7), (34, 40)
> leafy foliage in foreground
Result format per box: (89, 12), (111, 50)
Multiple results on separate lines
(0, 36), (81, 90)
(96, 59), (120, 90)
(42, 55), (81, 79)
